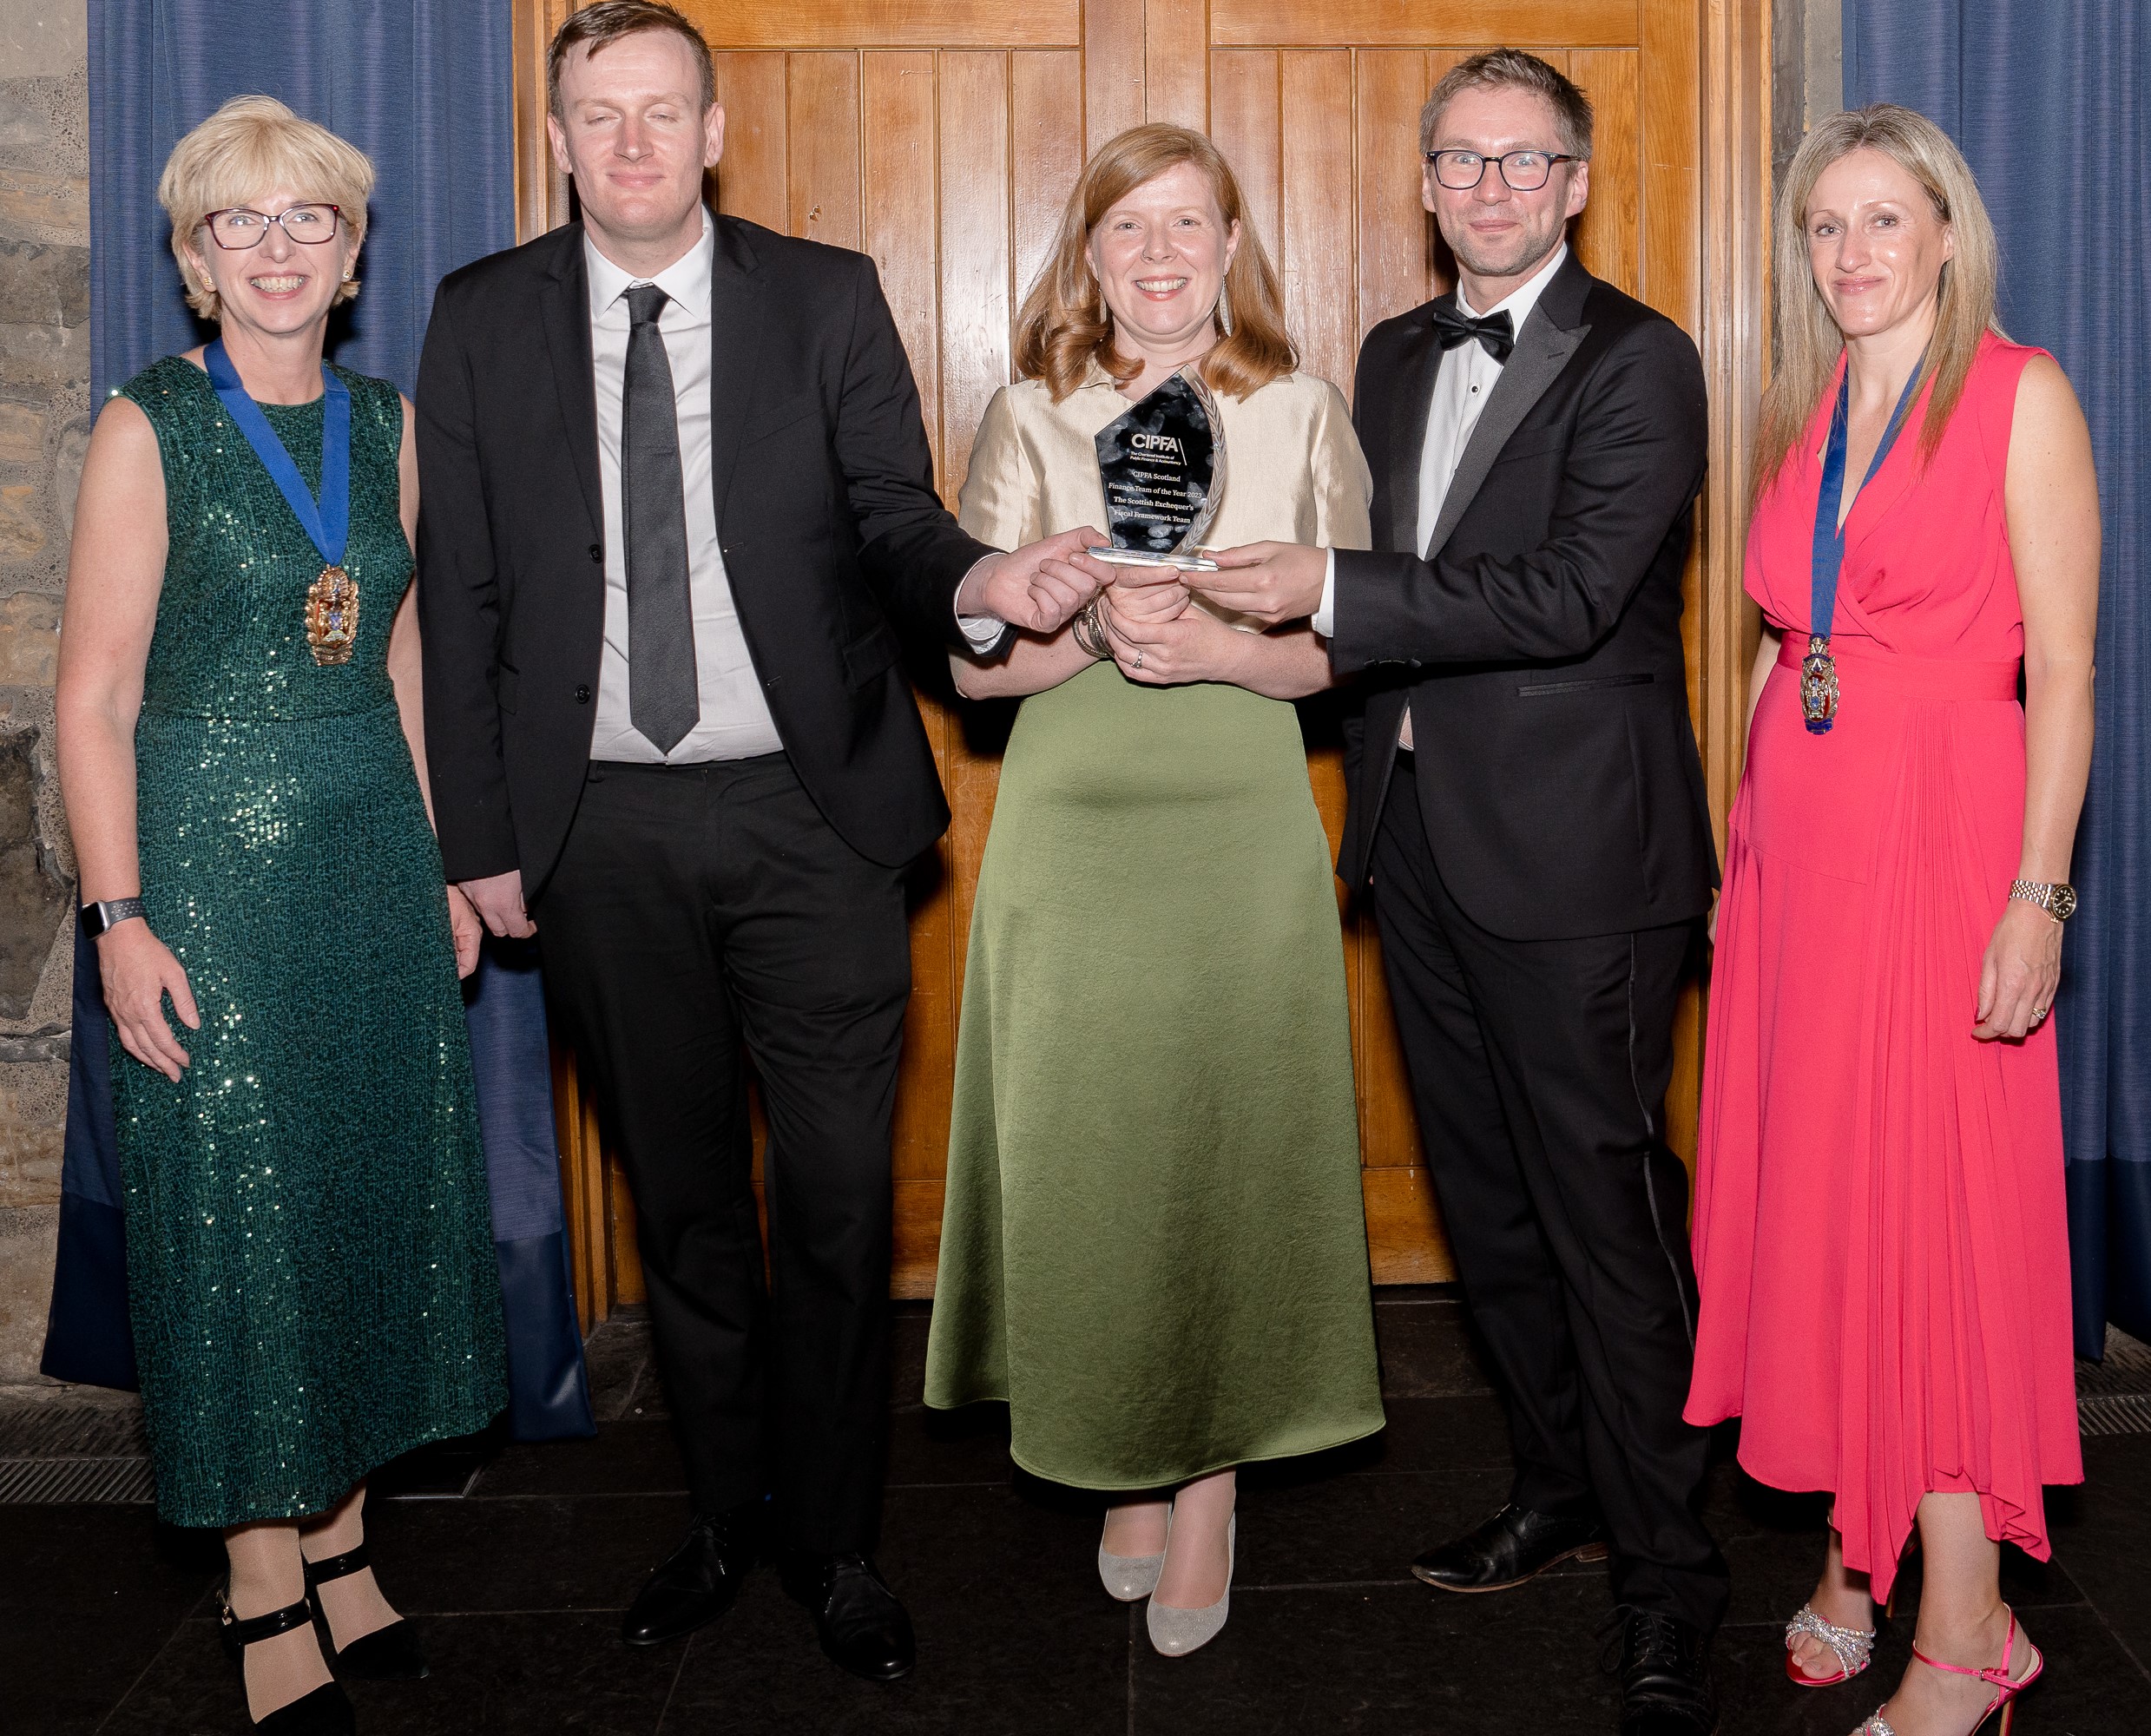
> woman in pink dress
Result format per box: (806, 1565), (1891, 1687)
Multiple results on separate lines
(1685, 106), (2099, 1736)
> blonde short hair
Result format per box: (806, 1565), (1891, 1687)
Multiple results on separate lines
(159, 95), (374, 321)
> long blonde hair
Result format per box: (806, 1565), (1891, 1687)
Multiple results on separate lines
(1013, 123), (1295, 402)
(1753, 103), (2004, 507)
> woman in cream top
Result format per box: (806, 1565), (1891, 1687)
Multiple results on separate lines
(923, 123), (1384, 1660)
(962, 355), (1368, 586)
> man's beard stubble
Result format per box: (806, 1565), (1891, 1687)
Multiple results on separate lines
(1445, 220), (1563, 290)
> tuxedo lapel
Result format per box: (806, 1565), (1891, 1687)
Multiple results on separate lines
(539, 233), (602, 536)
(706, 216), (768, 539)
(1387, 309), (1446, 557)
(1422, 252), (1593, 562)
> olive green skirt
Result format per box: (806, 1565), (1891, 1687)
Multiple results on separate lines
(924, 661), (1384, 1488)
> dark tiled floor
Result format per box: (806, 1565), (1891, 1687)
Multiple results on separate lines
(6, 1292), (2150, 1735)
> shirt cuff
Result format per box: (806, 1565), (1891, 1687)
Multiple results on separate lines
(955, 554), (1005, 651)
(1312, 548), (1339, 640)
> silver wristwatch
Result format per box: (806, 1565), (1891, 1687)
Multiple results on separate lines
(2009, 879), (2077, 922)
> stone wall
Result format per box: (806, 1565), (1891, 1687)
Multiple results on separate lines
(0, 0), (88, 1384)
(1773, 0), (1845, 194)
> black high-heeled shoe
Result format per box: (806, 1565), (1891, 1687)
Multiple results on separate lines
(303, 1543), (430, 1680)
(217, 1589), (356, 1734)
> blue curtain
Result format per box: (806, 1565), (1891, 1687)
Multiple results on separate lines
(1848, 3), (2151, 1356)
(89, 0), (512, 401)
(56, 1), (594, 1440)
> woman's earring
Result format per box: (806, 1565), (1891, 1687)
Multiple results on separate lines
(1215, 282), (1233, 336)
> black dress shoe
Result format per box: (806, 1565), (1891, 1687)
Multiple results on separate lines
(780, 1552), (916, 1681)
(1410, 1503), (1608, 1593)
(622, 1501), (764, 1647)
(304, 1543), (429, 1680)
(216, 1589), (356, 1734)
(1606, 1608), (1718, 1736)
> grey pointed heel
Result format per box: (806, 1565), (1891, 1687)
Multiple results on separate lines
(1147, 1514), (1233, 1656)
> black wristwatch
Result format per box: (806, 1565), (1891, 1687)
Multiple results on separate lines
(80, 897), (148, 938)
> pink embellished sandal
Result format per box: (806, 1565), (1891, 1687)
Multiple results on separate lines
(1858, 1606), (2043, 1736)
(1784, 1601), (1875, 1686)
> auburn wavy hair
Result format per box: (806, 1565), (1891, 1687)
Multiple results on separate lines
(1014, 123), (1295, 402)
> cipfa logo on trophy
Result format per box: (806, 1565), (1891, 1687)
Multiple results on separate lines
(1089, 365), (1227, 573)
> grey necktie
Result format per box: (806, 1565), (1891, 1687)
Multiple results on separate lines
(622, 283), (699, 753)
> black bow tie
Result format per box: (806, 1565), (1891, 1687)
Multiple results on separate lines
(1431, 304), (1516, 364)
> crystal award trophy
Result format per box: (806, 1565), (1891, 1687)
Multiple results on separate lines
(1088, 366), (1227, 571)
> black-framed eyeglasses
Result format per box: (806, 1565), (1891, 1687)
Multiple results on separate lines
(202, 203), (343, 250)
(1422, 149), (1576, 192)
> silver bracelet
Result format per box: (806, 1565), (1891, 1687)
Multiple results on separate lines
(1071, 599), (1113, 661)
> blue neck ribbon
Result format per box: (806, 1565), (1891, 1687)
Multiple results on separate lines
(1808, 356), (1926, 654)
(202, 337), (351, 570)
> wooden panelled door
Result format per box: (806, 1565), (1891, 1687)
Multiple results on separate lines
(510, 2), (1769, 1325)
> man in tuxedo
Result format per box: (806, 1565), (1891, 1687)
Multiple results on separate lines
(1203, 49), (1725, 1736)
(416, 1), (1098, 1682)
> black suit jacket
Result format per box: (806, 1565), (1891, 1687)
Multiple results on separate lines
(1332, 252), (1718, 940)
(416, 214), (997, 890)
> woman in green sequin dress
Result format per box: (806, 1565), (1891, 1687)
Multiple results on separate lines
(56, 99), (503, 1730)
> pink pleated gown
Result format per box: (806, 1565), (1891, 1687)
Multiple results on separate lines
(1685, 334), (2082, 1601)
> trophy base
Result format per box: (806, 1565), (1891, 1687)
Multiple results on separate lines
(1086, 545), (1220, 572)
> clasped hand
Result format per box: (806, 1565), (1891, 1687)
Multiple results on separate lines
(1971, 898), (2063, 1042)
(1092, 563), (1244, 686)
(957, 526), (1115, 635)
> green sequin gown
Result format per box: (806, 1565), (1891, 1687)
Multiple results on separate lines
(113, 356), (505, 1529)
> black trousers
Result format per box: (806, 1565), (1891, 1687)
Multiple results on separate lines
(536, 754), (911, 1555)
(1371, 761), (1729, 1633)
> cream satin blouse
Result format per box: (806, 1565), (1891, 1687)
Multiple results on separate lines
(957, 361), (1374, 625)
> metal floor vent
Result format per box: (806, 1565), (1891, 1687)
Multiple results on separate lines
(0, 1403), (149, 1459)
(2076, 1327), (2151, 1396)
(0, 1456), (156, 1504)
(0, 1401), (157, 1502)
(2074, 1328), (2151, 1437)
(2077, 1394), (2151, 1439)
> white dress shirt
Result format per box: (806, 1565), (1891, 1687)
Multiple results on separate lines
(585, 207), (784, 763)
(956, 586), (1006, 650)
(1312, 244), (1569, 753)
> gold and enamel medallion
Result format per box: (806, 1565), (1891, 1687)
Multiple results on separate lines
(305, 565), (358, 667)
(1799, 634), (1839, 734)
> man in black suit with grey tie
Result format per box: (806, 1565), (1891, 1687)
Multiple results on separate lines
(1198, 48), (1727, 1736)
(416, 1), (1100, 1683)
